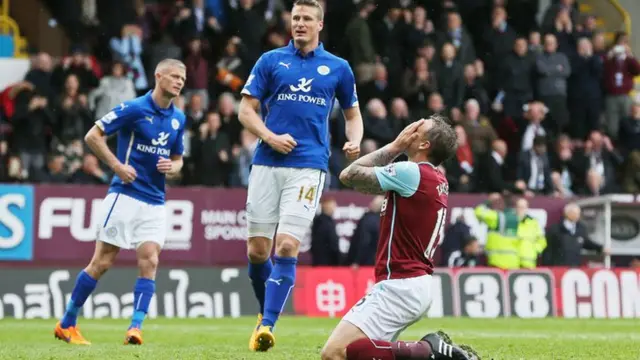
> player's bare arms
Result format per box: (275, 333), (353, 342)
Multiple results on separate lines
(339, 120), (425, 194)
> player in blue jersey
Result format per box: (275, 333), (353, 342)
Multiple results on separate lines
(239, 0), (364, 352)
(53, 59), (187, 346)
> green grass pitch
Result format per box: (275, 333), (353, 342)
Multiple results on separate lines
(1, 317), (639, 359)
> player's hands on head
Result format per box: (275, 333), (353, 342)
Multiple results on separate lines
(266, 133), (297, 154)
(391, 119), (425, 153)
(342, 141), (360, 161)
(156, 157), (173, 174)
(115, 163), (137, 183)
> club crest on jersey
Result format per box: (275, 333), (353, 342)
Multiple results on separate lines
(317, 65), (330, 75)
(437, 182), (449, 196)
(384, 164), (396, 177)
(172, 118), (180, 130)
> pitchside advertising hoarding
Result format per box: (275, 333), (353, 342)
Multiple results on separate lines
(1, 184), (568, 264)
(0, 267), (639, 319)
(1, 184), (640, 318)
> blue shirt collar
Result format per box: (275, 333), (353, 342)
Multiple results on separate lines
(287, 40), (324, 58)
(145, 90), (174, 116)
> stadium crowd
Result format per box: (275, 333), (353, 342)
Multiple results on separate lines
(1, 0), (640, 197)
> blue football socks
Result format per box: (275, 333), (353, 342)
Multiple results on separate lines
(248, 258), (274, 315)
(261, 256), (297, 328)
(130, 277), (155, 329)
(60, 270), (98, 328)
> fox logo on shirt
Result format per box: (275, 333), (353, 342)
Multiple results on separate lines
(152, 132), (170, 146)
(290, 78), (314, 92)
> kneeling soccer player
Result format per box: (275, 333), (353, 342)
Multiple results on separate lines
(321, 117), (480, 360)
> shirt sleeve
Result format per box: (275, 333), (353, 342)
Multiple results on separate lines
(373, 162), (421, 197)
(336, 63), (359, 109)
(171, 119), (185, 156)
(95, 102), (136, 136)
(241, 54), (270, 100)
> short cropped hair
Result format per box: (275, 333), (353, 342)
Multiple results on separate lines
(155, 59), (186, 74)
(294, 0), (324, 20)
(425, 114), (458, 166)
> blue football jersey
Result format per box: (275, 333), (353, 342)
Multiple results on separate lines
(95, 91), (186, 205)
(241, 41), (358, 172)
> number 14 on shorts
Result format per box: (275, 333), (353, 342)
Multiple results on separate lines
(297, 185), (316, 203)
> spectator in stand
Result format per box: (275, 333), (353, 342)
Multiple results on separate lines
(520, 101), (548, 152)
(536, 33), (571, 136)
(568, 37), (603, 140)
(388, 98), (412, 138)
(361, 63), (392, 106)
(214, 36), (248, 96)
(551, 7), (576, 56)
(230, 128), (257, 188)
(481, 6), (516, 94)
(185, 93), (206, 131)
(602, 36), (640, 140)
(363, 98), (394, 148)
(345, 195), (383, 268)
(543, 203), (609, 267)
(406, 6), (435, 63)
(542, 0), (579, 33)
(576, 14), (598, 40)
(174, 0), (223, 44)
(592, 31), (607, 61)
(24, 52), (54, 102)
(343, 0), (377, 84)
(403, 56), (437, 113)
(619, 102), (640, 192)
(528, 30), (543, 55)
(183, 38), (210, 110)
(550, 134), (586, 198)
(51, 45), (100, 94)
(371, 2), (406, 96)
(477, 139), (514, 194)
(439, 215), (471, 267)
(192, 111), (231, 186)
(228, 0), (267, 64)
(69, 153), (110, 185)
(34, 153), (68, 184)
(311, 196), (341, 266)
(88, 61), (136, 119)
(218, 92), (242, 146)
(437, 11), (475, 66)
(110, 24), (148, 93)
(497, 37), (535, 119)
(445, 125), (475, 193)
(462, 64), (490, 114)
(11, 89), (54, 178)
(460, 99), (497, 157)
(435, 42), (464, 115)
(580, 130), (623, 195)
(516, 135), (554, 196)
(55, 74), (92, 146)
(447, 235), (480, 268)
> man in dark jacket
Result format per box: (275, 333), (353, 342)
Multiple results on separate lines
(568, 37), (603, 140)
(499, 37), (535, 119)
(311, 197), (341, 266)
(543, 203), (609, 266)
(345, 196), (383, 267)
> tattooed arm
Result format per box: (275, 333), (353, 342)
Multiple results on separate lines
(339, 144), (403, 194)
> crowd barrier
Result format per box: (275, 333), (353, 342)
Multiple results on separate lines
(0, 266), (638, 319)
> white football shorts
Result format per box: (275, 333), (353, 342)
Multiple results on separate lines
(96, 192), (166, 249)
(246, 165), (326, 231)
(343, 274), (434, 342)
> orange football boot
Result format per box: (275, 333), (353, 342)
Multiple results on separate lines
(54, 321), (91, 345)
(124, 327), (143, 345)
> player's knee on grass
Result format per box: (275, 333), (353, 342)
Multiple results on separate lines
(86, 241), (120, 278)
(321, 344), (346, 360)
(247, 236), (273, 263)
(136, 242), (161, 279)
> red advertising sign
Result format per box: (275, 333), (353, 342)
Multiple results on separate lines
(293, 267), (640, 319)
(22, 185), (566, 266)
